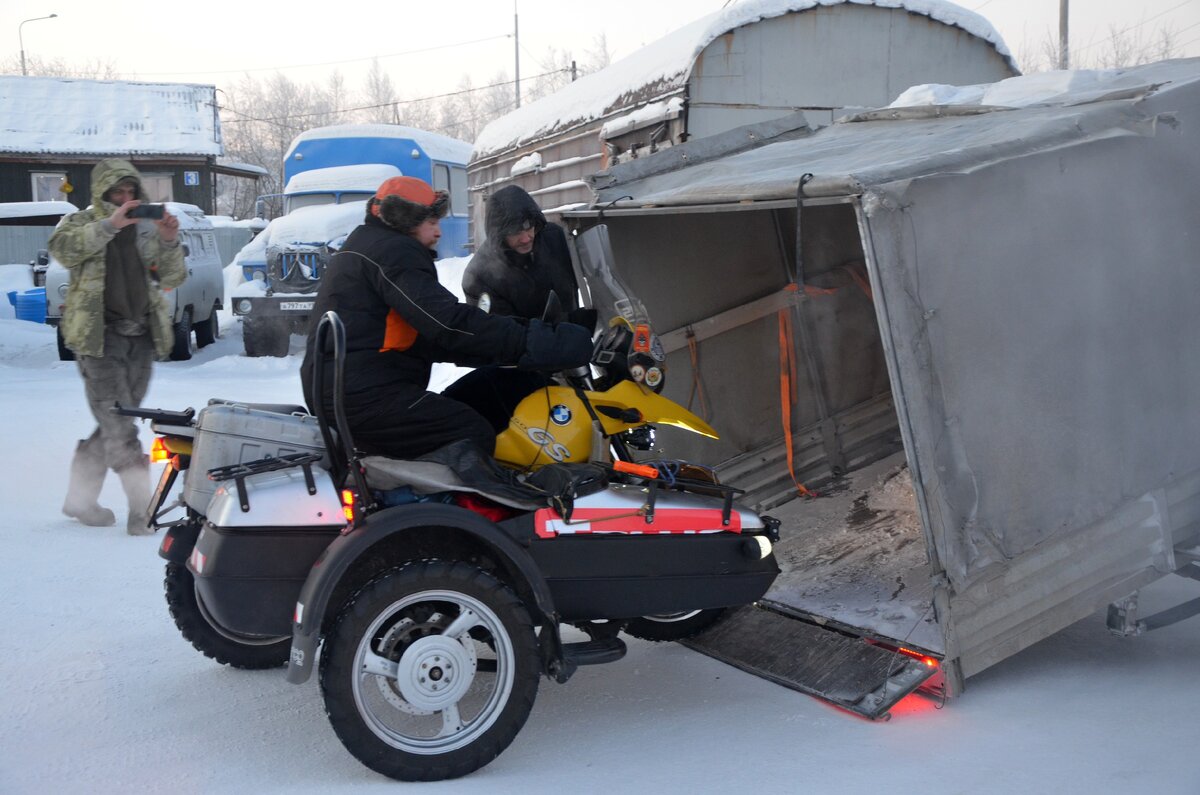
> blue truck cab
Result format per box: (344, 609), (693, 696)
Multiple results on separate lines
(232, 124), (472, 357)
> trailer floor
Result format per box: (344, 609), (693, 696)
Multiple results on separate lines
(762, 451), (943, 654)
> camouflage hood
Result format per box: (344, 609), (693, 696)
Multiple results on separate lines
(90, 159), (146, 217)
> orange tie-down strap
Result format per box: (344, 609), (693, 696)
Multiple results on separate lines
(380, 309), (418, 352)
(777, 297), (813, 498)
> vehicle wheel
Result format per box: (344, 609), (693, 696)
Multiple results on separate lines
(622, 608), (726, 642)
(169, 309), (193, 361)
(163, 562), (290, 669)
(193, 306), (220, 348)
(55, 325), (75, 361)
(320, 560), (540, 782)
(242, 317), (290, 357)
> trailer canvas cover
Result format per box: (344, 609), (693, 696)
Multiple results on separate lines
(585, 58), (1200, 688)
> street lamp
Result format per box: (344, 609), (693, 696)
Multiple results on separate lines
(19, 14), (58, 77)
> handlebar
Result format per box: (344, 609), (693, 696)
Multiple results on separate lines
(110, 404), (196, 425)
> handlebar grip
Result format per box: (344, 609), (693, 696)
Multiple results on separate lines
(613, 460), (659, 479)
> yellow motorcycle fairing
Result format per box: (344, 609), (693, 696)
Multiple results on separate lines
(493, 379), (717, 471)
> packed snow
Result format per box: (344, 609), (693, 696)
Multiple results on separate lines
(1, 257), (1198, 791)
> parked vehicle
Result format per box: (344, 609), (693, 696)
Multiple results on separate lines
(44, 202), (224, 362)
(232, 125), (472, 357)
(125, 227), (780, 780)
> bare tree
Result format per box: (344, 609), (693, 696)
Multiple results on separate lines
(361, 58), (399, 124)
(1, 54), (119, 78)
(1020, 19), (1183, 73)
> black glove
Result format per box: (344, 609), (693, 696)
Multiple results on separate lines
(518, 319), (593, 372)
(566, 306), (598, 331)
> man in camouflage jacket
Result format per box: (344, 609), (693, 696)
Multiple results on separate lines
(49, 159), (186, 535)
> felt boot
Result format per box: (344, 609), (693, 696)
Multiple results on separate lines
(117, 456), (153, 536)
(62, 439), (116, 527)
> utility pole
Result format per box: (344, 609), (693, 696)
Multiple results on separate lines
(514, 2), (521, 108)
(1058, 0), (1070, 70)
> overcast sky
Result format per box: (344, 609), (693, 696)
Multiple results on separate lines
(5, 0), (1199, 104)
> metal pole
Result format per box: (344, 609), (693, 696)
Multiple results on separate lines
(514, 2), (521, 108)
(18, 14), (58, 77)
(1058, 0), (1069, 70)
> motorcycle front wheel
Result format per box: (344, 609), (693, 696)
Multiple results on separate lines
(163, 562), (291, 669)
(319, 560), (540, 782)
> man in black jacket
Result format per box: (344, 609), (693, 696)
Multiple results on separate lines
(300, 177), (592, 460)
(454, 186), (597, 431)
(462, 185), (585, 322)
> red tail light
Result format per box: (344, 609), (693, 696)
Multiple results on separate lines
(898, 646), (940, 668)
(341, 490), (356, 522)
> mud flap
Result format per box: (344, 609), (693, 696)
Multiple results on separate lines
(682, 604), (939, 719)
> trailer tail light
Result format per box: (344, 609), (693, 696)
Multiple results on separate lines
(341, 490), (356, 522)
(150, 437), (170, 464)
(898, 647), (940, 668)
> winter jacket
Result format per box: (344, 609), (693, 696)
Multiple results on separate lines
(301, 215), (530, 409)
(462, 185), (579, 320)
(47, 160), (186, 358)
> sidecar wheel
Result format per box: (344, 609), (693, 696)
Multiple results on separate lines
(623, 608), (726, 642)
(163, 562), (291, 669)
(320, 560), (540, 782)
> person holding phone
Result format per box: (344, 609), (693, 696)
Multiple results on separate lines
(49, 159), (186, 535)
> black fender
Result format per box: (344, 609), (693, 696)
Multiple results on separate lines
(285, 503), (557, 684)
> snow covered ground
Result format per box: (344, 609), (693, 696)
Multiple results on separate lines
(1, 261), (1198, 793)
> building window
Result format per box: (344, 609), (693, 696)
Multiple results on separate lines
(450, 167), (468, 217)
(140, 173), (174, 203)
(31, 172), (67, 202)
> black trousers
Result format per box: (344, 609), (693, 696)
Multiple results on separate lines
(344, 384), (496, 460)
(442, 367), (550, 433)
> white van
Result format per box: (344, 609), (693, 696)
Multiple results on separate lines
(44, 202), (224, 361)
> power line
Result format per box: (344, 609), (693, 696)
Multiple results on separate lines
(1072, 0), (1195, 55)
(122, 33), (512, 78)
(219, 67), (569, 126)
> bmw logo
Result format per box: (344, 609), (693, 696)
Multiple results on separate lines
(550, 404), (573, 425)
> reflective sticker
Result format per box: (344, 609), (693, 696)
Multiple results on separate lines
(550, 404), (572, 425)
(630, 363), (646, 382)
(644, 367), (663, 388)
(478, 292), (492, 313)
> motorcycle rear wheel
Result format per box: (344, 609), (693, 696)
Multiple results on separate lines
(163, 562), (291, 669)
(319, 560), (540, 781)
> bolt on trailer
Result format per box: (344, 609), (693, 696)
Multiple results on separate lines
(561, 58), (1200, 717)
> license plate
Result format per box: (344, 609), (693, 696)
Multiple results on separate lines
(279, 301), (314, 311)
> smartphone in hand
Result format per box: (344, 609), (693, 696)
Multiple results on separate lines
(127, 204), (165, 220)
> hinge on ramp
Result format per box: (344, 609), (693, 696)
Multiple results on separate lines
(681, 603), (940, 720)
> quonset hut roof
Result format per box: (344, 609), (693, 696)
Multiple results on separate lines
(473, 0), (1014, 159)
(0, 76), (221, 157)
(585, 59), (1200, 208)
(285, 124), (473, 165)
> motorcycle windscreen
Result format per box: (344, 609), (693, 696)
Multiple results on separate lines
(572, 225), (652, 329)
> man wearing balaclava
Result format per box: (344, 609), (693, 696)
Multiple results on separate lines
(49, 159), (186, 535)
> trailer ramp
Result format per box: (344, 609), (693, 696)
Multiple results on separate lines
(685, 452), (943, 718)
(683, 604), (938, 719)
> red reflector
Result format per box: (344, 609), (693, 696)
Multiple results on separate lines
(161, 535), (174, 554)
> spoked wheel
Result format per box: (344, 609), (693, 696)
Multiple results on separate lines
(320, 560), (540, 782)
(163, 562), (291, 668)
(622, 608), (726, 642)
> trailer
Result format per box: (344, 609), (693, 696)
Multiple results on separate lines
(561, 58), (1200, 717)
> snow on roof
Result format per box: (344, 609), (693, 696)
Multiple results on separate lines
(284, 164), (403, 195)
(588, 59), (1200, 208)
(0, 76), (221, 157)
(220, 161), (270, 176)
(888, 67), (1137, 109)
(285, 124), (473, 165)
(473, 0), (1013, 159)
(0, 201), (78, 220)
